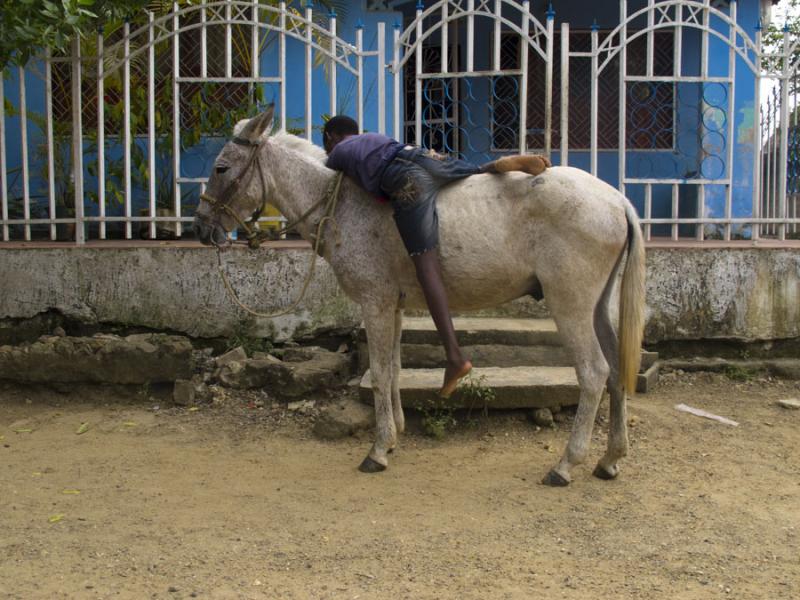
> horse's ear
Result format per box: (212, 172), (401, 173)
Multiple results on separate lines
(239, 104), (275, 143)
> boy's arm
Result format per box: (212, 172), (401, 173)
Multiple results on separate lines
(326, 146), (344, 170)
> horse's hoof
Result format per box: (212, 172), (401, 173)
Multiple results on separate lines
(541, 469), (570, 487)
(592, 464), (619, 480)
(358, 456), (387, 473)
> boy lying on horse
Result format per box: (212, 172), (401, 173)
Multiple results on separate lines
(322, 116), (551, 397)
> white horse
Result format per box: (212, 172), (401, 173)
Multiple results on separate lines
(194, 107), (646, 486)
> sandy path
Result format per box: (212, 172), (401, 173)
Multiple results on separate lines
(1, 373), (799, 599)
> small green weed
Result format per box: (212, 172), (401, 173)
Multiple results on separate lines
(226, 321), (273, 357)
(460, 373), (496, 421)
(723, 364), (757, 381)
(420, 400), (457, 440)
(420, 373), (497, 439)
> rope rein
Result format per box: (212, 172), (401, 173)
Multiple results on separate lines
(214, 171), (345, 319)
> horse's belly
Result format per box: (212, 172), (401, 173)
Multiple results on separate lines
(397, 236), (536, 311)
(397, 182), (536, 310)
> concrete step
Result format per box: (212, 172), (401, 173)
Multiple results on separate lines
(359, 366), (580, 410)
(357, 317), (563, 347)
(357, 342), (573, 372)
(357, 317), (567, 373)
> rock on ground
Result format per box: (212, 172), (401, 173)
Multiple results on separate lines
(777, 398), (800, 410)
(216, 346), (351, 397)
(172, 380), (195, 406)
(529, 407), (554, 427)
(215, 346), (248, 367)
(313, 397), (375, 440)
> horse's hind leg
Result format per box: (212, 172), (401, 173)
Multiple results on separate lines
(592, 288), (628, 481)
(359, 302), (398, 473)
(541, 292), (609, 486)
(391, 307), (405, 437)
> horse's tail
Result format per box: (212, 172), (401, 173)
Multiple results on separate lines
(618, 200), (646, 394)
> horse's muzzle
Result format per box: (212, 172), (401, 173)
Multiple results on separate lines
(193, 215), (228, 247)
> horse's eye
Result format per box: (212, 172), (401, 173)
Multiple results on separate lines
(216, 166), (229, 174)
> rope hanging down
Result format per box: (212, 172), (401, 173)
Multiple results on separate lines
(215, 172), (345, 319)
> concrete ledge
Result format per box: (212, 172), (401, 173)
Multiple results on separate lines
(359, 317), (562, 346)
(660, 357), (800, 379)
(1, 242), (798, 345)
(645, 246), (800, 343)
(0, 244), (359, 341)
(0, 334), (192, 384)
(357, 342), (574, 372)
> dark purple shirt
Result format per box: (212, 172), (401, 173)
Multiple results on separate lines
(325, 133), (404, 197)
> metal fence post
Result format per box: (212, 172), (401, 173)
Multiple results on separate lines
(778, 23), (791, 241)
(71, 36), (85, 245)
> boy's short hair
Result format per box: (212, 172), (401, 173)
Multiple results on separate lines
(324, 115), (359, 141)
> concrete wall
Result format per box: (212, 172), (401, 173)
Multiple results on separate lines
(0, 243), (360, 342)
(645, 246), (800, 343)
(0, 244), (798, 345)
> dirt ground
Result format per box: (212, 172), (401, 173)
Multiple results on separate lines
(1, 372), (799, 600)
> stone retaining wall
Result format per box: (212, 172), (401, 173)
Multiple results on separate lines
(0, 243), (798, 345)
(0, 243), (360, 342)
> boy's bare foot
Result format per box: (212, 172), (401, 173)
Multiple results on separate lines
(439, 360), (473, 399)
(482, 155), (551, 176)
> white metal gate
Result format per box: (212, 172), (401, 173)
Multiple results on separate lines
(391, 0), (552, 161)
(0, 0), (798, 244)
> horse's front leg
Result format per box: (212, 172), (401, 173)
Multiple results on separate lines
(358, 302), (398, 473)
(391, 307), (405, 436)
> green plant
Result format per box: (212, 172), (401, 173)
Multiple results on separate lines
(460, 373), (497, 421)
(0, 0), (149, 70)
(420, 396), (457, 440)
(226, 321), (273, 357)
(723, 364), (757, 382)
(419, 373), (497, 439)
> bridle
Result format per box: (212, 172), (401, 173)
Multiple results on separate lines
(198, 134), (345, 319)
(198, 136), (272, 249)
(198, 135), (344, 250)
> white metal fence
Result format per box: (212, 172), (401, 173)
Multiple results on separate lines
(0, 0), (386, 243)
(0, 0), (798, 244)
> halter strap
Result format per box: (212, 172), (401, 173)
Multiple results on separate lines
(199, 137), (344, 250)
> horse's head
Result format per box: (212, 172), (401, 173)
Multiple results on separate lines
(193, 105), (275, 246)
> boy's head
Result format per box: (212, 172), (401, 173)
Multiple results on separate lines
(323, 115), (359, 154)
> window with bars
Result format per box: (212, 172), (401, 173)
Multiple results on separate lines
(403, 43), (462, 152)
(495, 29), (675, 151)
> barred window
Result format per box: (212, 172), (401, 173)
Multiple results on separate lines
(495, 29), (675, 151)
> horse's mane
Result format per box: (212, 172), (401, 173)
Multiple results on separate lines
(232, 118), (328, 164)
(272, 131), (328, 164)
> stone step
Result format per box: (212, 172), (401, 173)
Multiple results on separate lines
(359, 366), (580, 410)
(357, 317), (563, 347)
(356, 342), (573, 372)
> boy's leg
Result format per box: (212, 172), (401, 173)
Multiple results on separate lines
(381, 156), (473, 397)
(411, 249), (472, 397)
(415, 148), (551, 182)
(414, 149), (483, 183)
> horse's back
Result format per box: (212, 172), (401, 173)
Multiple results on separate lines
(437, 165), (628, 246)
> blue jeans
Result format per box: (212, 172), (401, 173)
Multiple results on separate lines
(379, 147), (482, 256)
